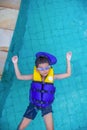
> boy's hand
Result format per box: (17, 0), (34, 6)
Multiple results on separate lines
(66, 52), (72, 61)
(12, 56), (18, 64)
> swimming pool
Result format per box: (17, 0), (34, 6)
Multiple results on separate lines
(0, 0), (87, 129)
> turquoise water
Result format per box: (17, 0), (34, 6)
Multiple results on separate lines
(0, 0), (87, 130)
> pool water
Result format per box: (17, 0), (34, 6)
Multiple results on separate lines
(0, 0), (87, 130)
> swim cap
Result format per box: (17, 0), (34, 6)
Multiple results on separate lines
(36, 52), (57, 65)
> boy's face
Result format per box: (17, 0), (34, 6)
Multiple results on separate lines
(37, 63), (50, 77)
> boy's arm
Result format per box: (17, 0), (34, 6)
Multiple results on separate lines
(12, 56), (33, 80)
(54, 52), (72, 79)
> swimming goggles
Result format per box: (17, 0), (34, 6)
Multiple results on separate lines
(37, 66), (51, 71)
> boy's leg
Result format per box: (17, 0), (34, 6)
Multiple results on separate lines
(41, 105), (54, 130)
(43, 112), (54, 130)
(17, 103), (38, 130)
(17, 117), (32, 130)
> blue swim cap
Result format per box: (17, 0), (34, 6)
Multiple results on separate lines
(36, 52), (57, 65)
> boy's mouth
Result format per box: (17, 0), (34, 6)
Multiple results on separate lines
(43, 72), (48, 76)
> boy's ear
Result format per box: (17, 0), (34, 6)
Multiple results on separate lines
(35, 66), (39, 72)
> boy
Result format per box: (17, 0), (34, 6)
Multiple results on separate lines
(12, 51), (72, 130)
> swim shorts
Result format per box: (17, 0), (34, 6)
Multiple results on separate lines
(23, 103), (53, 120)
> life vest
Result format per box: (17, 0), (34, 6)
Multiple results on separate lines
(30, 66), (55, 108)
